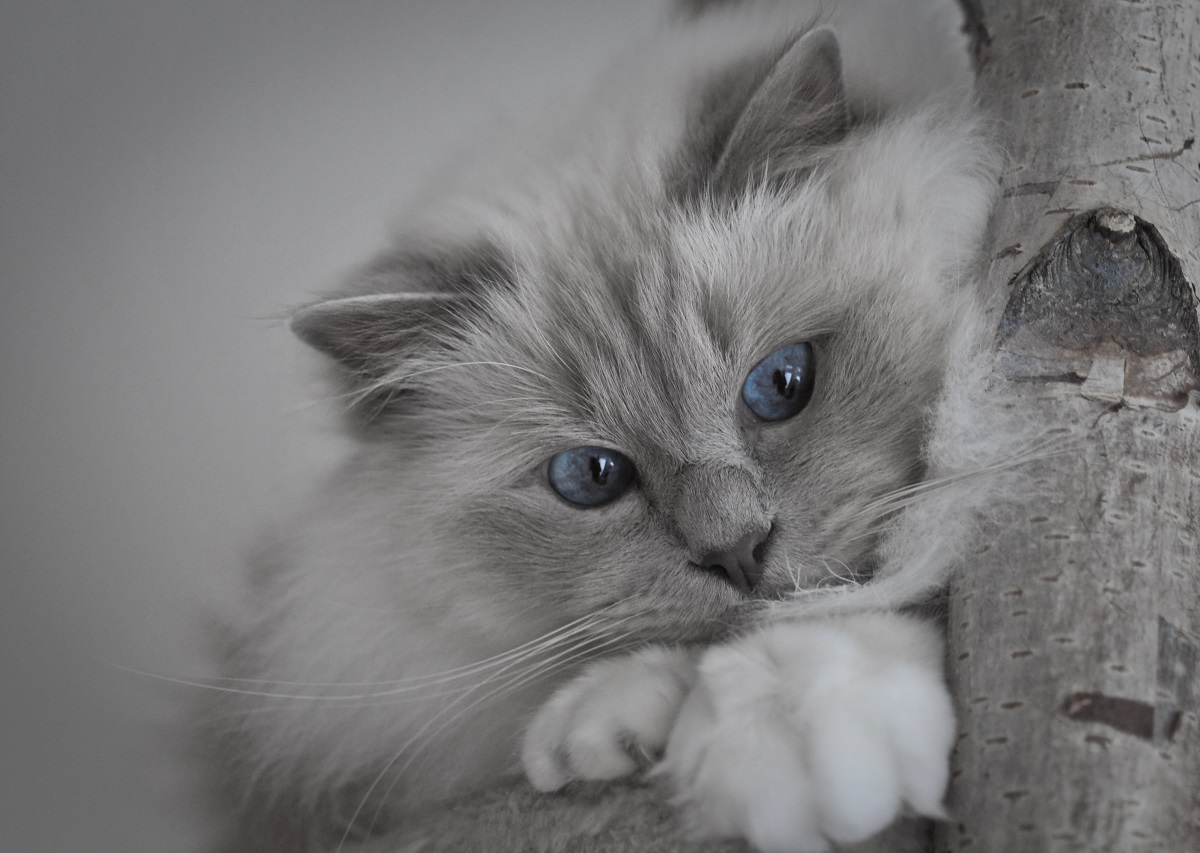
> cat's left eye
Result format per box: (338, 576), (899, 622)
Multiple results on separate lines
(547, 446), (635, 507)
(742, 342), (815, 422)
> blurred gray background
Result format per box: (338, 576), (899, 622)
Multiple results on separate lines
(0, 2), (662, 849)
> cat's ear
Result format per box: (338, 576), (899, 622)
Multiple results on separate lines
(711, 27), (849, 194)
(291, 291), (469, 381)
(290, 289), (477, 423)
(290, 240), (510, 409)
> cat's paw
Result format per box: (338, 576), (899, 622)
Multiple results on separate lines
(521, 646), (697, 792)
(659, 613), (954, 853)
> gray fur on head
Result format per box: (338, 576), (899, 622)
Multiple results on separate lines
(210, 4), (1005, 848)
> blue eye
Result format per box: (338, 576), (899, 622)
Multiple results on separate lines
(742, 342), (815, 421)
(547, 446), (636, 507)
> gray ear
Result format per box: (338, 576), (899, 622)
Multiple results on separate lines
(290, 241), (510, 424)
(711, 27), (849, 194)
(291, 292), (469, 382)
(292, 240), (510, 387)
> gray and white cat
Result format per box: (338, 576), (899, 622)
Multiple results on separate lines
(208, 1), (1014, 850)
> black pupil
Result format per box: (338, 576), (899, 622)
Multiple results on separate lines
(589, 455), (610, 485)
(773, 367), (797, 398)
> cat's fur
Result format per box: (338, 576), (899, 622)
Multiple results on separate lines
(207, 2), (1016, 850)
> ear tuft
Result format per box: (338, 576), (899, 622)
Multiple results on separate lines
(291, 292), (469, 380)
(712, 27), (850, 194)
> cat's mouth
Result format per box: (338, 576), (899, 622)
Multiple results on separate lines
(687, 560), (754, 590)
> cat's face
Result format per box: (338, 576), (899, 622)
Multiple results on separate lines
(290, 26), (994, 646)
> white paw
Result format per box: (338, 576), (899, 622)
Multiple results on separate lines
(521, 646), (697, 792)
(659, 613), (954, 853)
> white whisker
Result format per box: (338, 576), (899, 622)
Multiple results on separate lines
(337, 619), (647, 849)
(100, 602), (632, 699)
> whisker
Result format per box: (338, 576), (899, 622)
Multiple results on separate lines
(366, 623), (670, 835)
(839, 444), (1069, 536)
(99, 603), (632, 699)
(782, 549), (802, 595)
(221, 622), (636, 716)
(338, 620), (646, 849)
(814, 554), (858, 586)
(387, 627), (648, 783)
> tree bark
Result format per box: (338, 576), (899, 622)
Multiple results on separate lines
(941, 1), (1200, 850)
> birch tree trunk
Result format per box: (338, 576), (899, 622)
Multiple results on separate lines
(940, 1), (1200, 850)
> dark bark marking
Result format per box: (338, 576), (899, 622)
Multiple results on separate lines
(1061, 692), (1154, 740)
(1003, 181), (1059, 197)
(1090, 139), (1195, 167)
(1003, 374), (1089, 386)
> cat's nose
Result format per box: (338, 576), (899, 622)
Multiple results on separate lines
(698, 527), (771, 592)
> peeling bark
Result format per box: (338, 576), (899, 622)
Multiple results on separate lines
(941, 1), (1200, 850)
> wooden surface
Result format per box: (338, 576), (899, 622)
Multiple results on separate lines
(365, 780), (929, 853)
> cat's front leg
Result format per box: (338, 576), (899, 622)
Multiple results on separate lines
(659, 612), (954, 853)
(521, 645), (698, 792)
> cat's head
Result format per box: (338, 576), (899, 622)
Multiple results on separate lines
(290, 25), (997, 645)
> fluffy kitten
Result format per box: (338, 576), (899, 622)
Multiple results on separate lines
(209, 1), (1010, 850)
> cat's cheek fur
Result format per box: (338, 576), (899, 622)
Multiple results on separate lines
(657, 613), (954, 853)
(521, 646), (699, 791)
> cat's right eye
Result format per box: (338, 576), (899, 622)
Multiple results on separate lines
(742, 342), (815, 422)
(547, 446), (635, 508)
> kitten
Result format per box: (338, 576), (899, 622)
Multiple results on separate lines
(208, 1), (1010, 850)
